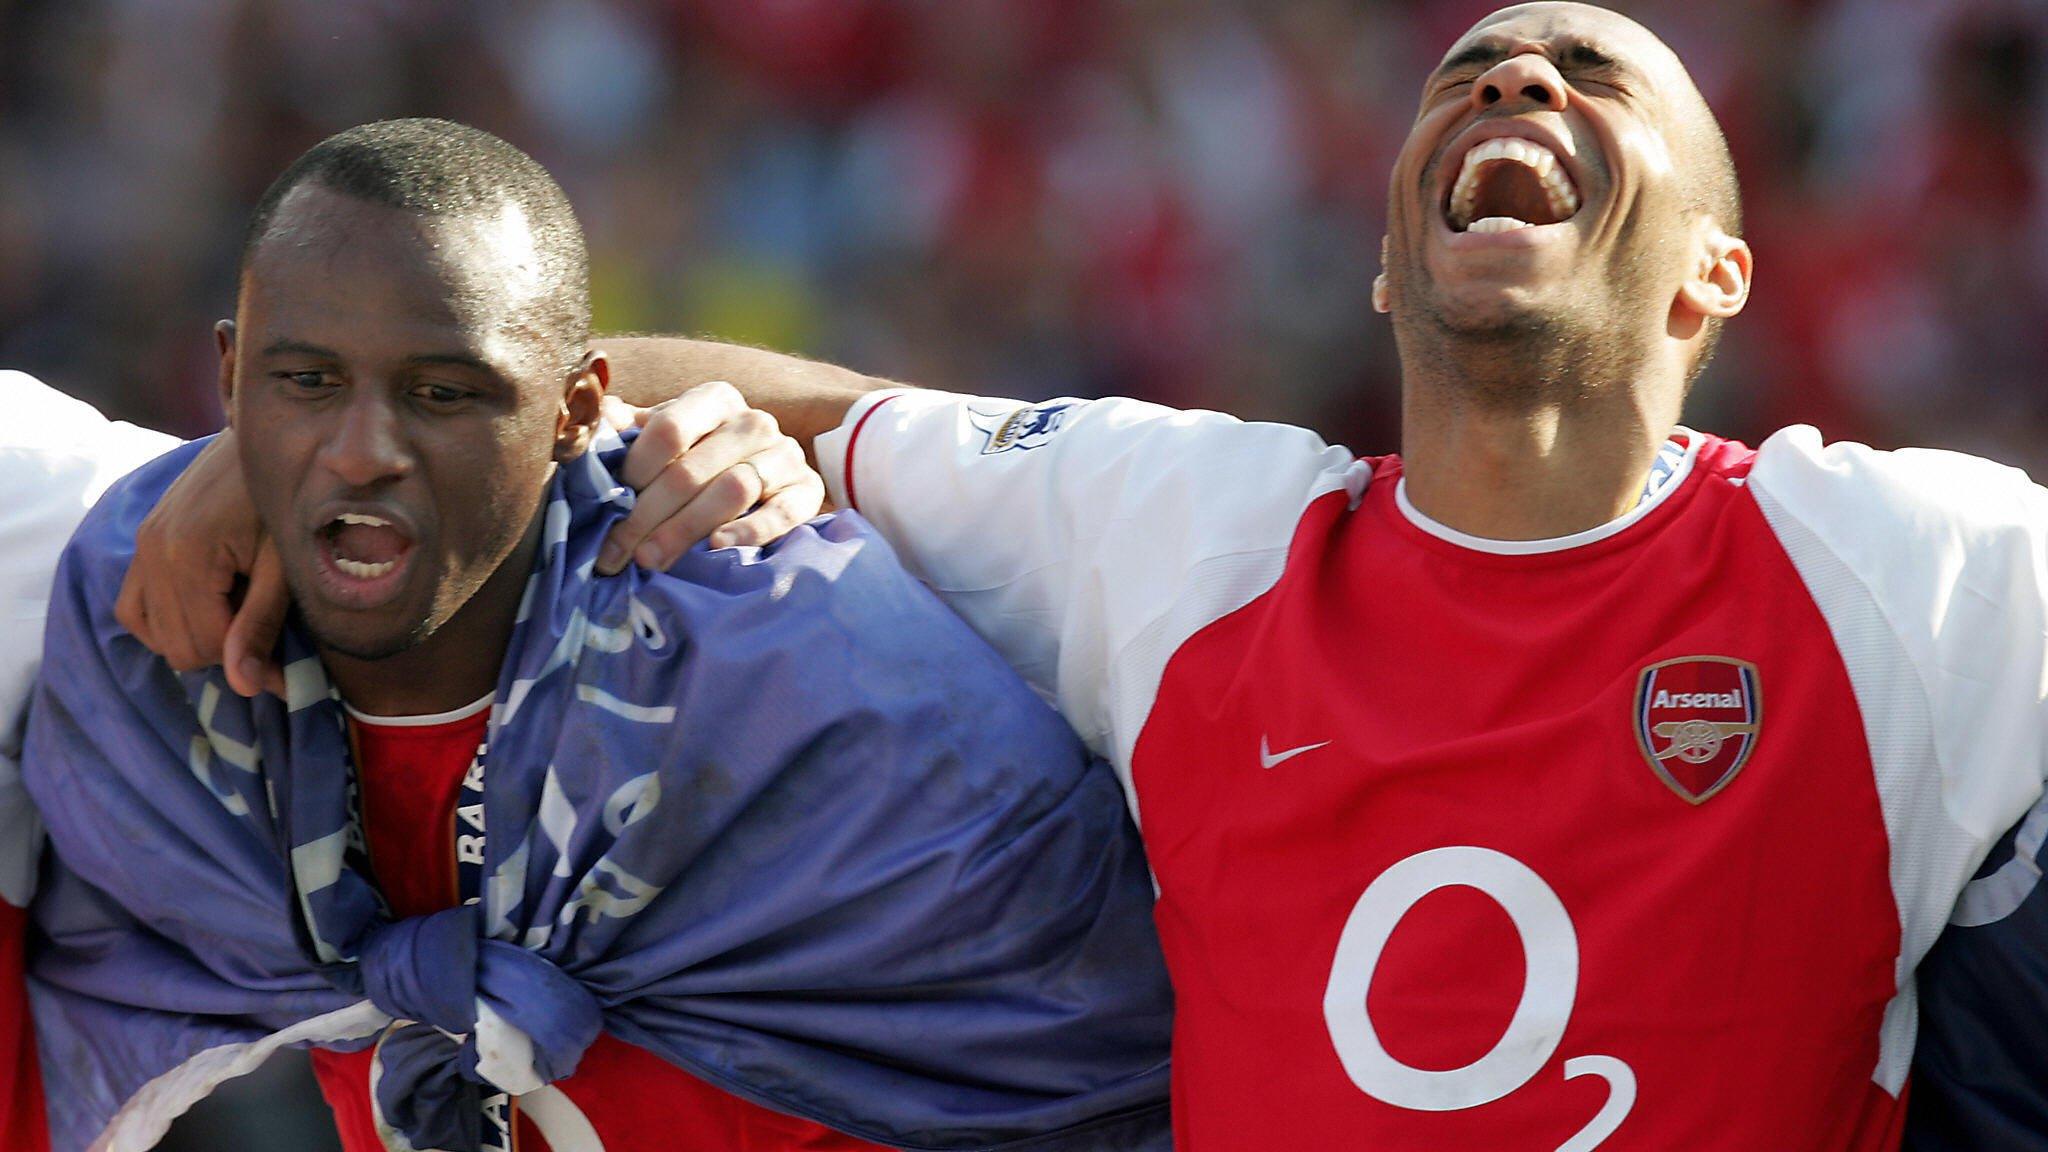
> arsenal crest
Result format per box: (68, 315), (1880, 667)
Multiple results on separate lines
(1633, 656), (1761, 804)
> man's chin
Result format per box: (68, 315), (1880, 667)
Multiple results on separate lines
(1395, 236), (1559, 316)
(304, 614), (429, 663)
(287, 581), (431, 664)
(1410, 282), (1567, 337)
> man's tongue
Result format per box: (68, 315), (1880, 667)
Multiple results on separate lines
(333, 522), (408, 565)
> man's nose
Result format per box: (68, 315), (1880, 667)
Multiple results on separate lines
(321, 389), (411, 488)
(1471, 52), (1569, 114)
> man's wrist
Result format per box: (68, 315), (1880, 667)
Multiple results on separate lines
(593, 334), (900, 461)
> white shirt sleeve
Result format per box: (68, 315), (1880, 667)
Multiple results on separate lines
(0, 371), (180, 906)
(1752, 427), (2048, 840)
(1750, 426), (2048, 1090)
(815, 388), (1368, 807)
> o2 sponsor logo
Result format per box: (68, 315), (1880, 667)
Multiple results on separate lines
(1323, 847), (1635, 1151)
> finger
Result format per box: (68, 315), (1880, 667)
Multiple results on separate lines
(742, 439), (816, 497)
(632, 379), (740, 429)
(708, 477), (826, 549)
(115, 554), (154, 645)
(629, 465), (769, 570)
(599, 395), (638, 433)
(157, 562), (233, 672)
(602, 415), (776, 572)
(618, 382), (748, 491)
(117, 500), (181, 644)
(706, 441), (822, 550)
(225, 543), (289, 698)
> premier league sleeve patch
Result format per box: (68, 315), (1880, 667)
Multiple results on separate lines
(1633, 656), (1761, 804)
(969, 401), (1076, 455)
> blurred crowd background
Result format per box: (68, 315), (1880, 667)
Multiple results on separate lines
(3, 0), (2045, 1146)
(6, 0), (2048, 469)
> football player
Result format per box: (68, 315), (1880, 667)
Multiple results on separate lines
(125, 4), (2048, 1149)
(532, 5), (2048, 1149)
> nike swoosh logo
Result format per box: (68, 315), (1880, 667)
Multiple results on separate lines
(1260, 736), (1332, 770)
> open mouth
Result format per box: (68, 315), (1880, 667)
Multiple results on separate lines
(1444, 136), (1582, 234)
(314, 510), (416, 606)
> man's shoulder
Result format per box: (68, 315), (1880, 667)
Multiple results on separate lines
(0, 370), (180, 472)
(1742, 425), (2048, 653)
(651, 508), (910, 611)
(0, 373), (182, 558)
(1748, 424), (2048, 543)
(63, 437), (207, 542)
(581, 505), (1067, 719)
(0, 369), (103, 440)
(1738, 425), (2048, 850)
(48, 438), (209, 610)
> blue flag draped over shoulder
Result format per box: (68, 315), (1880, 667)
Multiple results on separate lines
(25, 435), (1173, 1152)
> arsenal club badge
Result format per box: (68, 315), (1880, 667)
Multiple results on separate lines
(1633, 656), (1761, 804)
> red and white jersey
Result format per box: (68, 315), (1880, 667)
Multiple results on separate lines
(818, 390), (2048, 1151)
(0, 371), (177, 1152)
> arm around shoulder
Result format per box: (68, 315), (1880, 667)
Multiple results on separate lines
(594, 336), (898, 460)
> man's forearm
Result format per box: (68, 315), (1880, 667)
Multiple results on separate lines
(596, 336), (901, 457)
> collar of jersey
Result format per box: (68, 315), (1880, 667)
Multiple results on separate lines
(342, 692), (494, 728)
(1393, 429), (1701, 556)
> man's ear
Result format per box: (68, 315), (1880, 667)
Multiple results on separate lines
(214, 320), (237, 427)
(1676, 223), (1751, 321)
(554, 351), (608, 463)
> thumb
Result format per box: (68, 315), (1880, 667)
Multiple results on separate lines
(225, 541), (290, 699)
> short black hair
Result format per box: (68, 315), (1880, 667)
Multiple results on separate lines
(1685, 99), (1743, 391)
(240, 118), (590, 372)
(1692, 112), (1743, 239)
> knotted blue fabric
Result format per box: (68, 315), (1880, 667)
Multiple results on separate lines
(26, 433), (1173, 1152)
(344, 905), (603, 1147)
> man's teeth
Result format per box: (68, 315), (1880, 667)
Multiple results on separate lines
(1466, 217), (1533, 234)
(337, 512), (391, 527)
(1447, 136), (1581, 231)
(334, 557), (396, 579)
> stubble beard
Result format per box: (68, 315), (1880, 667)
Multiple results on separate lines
(1387, 245), (1663, 411)
(288, 574), (436, 664)
(272, 539), (439, 665)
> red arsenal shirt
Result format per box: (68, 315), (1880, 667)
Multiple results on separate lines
(311, 698), (883, 1152)
(821, 389), (2048, 1151)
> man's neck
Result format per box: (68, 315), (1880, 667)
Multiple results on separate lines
(321, 504), (545, 718)
(1398, 381), (1680, 542)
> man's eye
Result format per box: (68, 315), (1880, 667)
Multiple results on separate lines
(275, 370), (334, 393)
(1565, 62), (1627, 92)
(412, 382), (472, 406)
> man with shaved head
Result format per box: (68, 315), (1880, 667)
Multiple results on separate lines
(121, 3), (2048, 1149)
